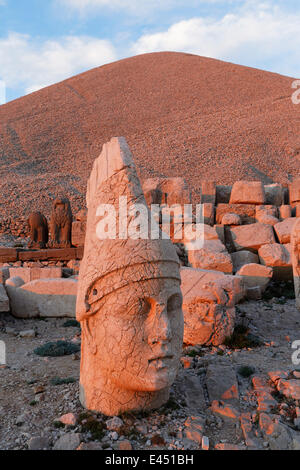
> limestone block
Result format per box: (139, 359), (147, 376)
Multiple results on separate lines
(274, 218), (297, 244)
(9, 267), (62, 284)
(5, 277), (78, 318)
(236, 263), (273, 292)
(230, 181), (265, 205)
(230, 223), (276, 253)
(231, 251), (259, 273)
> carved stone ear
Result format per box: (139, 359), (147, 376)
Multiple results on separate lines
(82, 320), (97, 355)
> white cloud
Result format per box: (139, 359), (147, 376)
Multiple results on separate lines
(132, 1), (300, 77)
(57, 0), (216, 14)
(0, 33), (116, 95)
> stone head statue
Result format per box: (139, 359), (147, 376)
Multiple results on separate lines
(76, 137), (184, 416)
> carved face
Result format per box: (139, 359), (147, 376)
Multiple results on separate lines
(83, 278), (183, 392)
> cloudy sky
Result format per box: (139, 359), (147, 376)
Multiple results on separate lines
(0, 0), (299, 103)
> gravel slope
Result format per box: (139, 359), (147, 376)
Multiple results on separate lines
(0, 51), (299, 218)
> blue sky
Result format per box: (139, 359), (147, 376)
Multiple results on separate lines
(0, 0), (299, 103)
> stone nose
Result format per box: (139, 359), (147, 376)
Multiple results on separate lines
(148, 302), (172, 345)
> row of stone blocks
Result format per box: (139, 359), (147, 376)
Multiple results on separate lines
(0, 247), (84, 263)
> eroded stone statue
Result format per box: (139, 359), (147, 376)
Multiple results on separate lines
(76, 137), (184, 416)
(49, 197), (73, 248)
(291, 218), (300, 310)
(28, 212), (48, 249)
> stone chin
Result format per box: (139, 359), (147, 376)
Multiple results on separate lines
(111, 364), (178, 393)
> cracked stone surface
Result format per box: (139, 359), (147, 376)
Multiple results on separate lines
(76, 137), (184, 416)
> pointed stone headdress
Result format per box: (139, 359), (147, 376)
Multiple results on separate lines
(76, 137), (181, 321)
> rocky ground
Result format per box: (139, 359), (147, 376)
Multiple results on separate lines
(1, 285), (300, 451)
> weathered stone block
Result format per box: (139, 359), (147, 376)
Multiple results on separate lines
(274, 218), (297, 244)
(230, 223), (276, 253)
(5, 277), (78, 318)
(9, 267), (62, 284)
(231, 251), (259, 273)
(230, 181), (265, 205)
(236, 263), (273, 292)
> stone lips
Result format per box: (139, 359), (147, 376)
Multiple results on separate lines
(0, 52), (299, 220)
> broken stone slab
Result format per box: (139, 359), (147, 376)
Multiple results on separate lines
(230, 223), (276, 253)
(240, 412), (261, 449)
(0, 284), (10, 313)
(206, 361), (239, 407)
(176, 370), (206, 411)
(259, 413), (292, 450)
(5, 277), (78, 318)
(230, 181), (266, 205)
(274, 218), (297, 244)
(216, 203), (256, 225)
(184, 416), (205, 444)
(236, 263), (273, 293)
(231, 251), (259, 273)
(201, 203), (215, 226)
(8, 267), (62, 284)
(277, 379), (300, 400)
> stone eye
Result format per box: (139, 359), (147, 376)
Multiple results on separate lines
(93, 289), (98, 296)
(139, 298), (152, 315)
(167, 294), (182, 313)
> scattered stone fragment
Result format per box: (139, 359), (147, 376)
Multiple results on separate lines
(201, 436), (209, 450)
(28, 437), (50, 451)
(53, 433), (81, 451)
(106, 417), (124, 433)
(211, 400), (240, 420)
(19, 329), (36, 339)
(59, 413), (78, 426)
